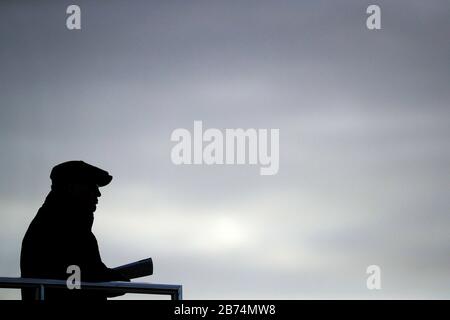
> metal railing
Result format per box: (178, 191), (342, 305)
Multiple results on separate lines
(0, 277), (182, 300)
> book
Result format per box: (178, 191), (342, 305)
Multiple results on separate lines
(113, 258), (153, 279)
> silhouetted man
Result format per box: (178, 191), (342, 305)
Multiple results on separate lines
(20, 161), (129, 300)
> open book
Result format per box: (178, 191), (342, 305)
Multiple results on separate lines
(113, 258), (153, 279)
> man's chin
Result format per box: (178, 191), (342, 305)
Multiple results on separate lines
(84, 204), (97, 213)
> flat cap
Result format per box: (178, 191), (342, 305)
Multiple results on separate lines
(50, 161), (113, 187)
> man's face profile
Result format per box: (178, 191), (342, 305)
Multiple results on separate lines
(64, 183), (101, 212)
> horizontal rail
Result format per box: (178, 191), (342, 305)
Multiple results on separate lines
(0, 277), (182, 300)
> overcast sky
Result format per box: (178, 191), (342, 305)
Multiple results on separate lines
(1, 0), (449, 299)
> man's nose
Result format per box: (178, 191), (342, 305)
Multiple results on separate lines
(95, 188), (101, 197)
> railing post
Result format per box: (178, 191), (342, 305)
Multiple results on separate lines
(172, 286), (182, 300)
(35, 284), (45, 300)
